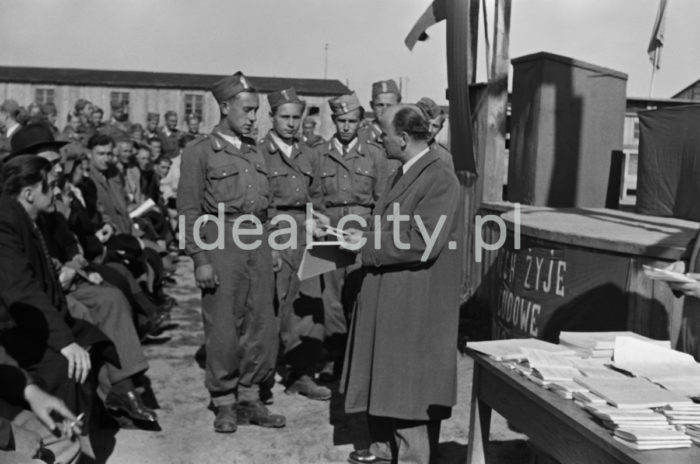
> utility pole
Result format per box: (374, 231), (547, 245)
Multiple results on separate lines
(324, 43), (329, 79)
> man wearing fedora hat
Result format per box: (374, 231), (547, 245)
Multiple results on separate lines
(9, 122), (69, 180)
(178, 71), (285, 433)
(258, 87), (330, 401)
(311, 92), (389, 382)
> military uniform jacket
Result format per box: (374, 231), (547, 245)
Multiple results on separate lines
(99, 119), (132, 142)
(158, 126), (182, 159)
(357, 121), (382, 145)
(259, 131), (319, 217)
(178, 125), (270, 266)
(310, 137), (388, 219)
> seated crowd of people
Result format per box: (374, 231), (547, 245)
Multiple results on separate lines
(0, 97), (196, 463)
(0, 82), (452, 463)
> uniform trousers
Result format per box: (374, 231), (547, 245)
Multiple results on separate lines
(321, 262), (363, 358)
(202, 221), (278, 406)
(276, 244), (324, 378)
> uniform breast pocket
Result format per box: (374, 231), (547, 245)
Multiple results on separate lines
(353, 165), (376, 195)
(320, 171), (337, 195)
(269, 169), (289, 199)
(207, 164), (241, 202)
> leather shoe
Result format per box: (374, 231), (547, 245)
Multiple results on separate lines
(105, 390), (157, 423)
(317, 361), (340, 383)
(348, 449), (391, 464)
(235, 400), (285, 428)
(213, 404), (237, 433)
(285, 375), (331, 401)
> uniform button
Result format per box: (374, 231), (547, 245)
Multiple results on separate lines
(250, 200), (254, 203)
(291, 175), (296, 179)
(245, 169), (249, 173)
(343, 200), (348, 204)
(248, 185), (252, 188)
(223, 171), (227, 175)
(295, 188), (300, 192)
(343, 174), (347, 178)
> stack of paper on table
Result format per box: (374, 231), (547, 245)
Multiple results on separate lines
(685, 425), (700, 445)
(611, 336), (700, 398)
(569, 358), (628, 379)
(585, 405), (672, 430)
(558, 331), (670, 359)
(574, 376), (692, 409)
(613, 428), (691, 450)
(466, 338), (578, 362)
(573, 390), (607, 406)
(659, 405), (700, 426)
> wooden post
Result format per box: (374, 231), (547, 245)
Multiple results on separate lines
(481, 0), (511, 202)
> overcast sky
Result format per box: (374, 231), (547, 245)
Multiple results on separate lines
(1, 0), (698, 104)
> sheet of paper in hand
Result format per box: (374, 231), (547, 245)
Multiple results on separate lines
(642, 265), (696, 283)
(297, 242), (357, 280)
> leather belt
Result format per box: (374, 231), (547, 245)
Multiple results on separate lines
(325, 205), (372, 217)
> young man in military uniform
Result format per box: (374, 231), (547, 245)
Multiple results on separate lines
(99, 101), (132, 142)
(144, 112), (159, 141)
(178, 72), (285, 433)
(416, 96), (454, 170)
(300, 118), (325, 149)
(358, 79), (401, 144)
(312, 92), (389, 381)
(258, 88), (330, 401)
(158, 110), (182, 159)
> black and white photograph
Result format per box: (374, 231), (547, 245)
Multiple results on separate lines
(1, 1), (700, 463)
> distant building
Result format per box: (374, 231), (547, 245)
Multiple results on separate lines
(0, 66), (350, 139)
(672, 80), (700, 101)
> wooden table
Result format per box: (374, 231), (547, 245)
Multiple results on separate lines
(465, 351), (700, 464)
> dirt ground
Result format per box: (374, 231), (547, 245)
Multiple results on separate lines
(105, 257), (529, 464)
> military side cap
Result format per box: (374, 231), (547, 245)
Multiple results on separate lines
(147, 112), (159, 121)
(268, 87), (304, 110)
(211, 71), (255, 103)
(329, 93), (362, 116)
(371, 79), (400, 99)
(416, 97), (443, 119)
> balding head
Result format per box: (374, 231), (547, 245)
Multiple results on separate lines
(378, 104), (430, 161)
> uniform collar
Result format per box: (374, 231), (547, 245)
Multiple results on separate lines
(332, 136), (358, 155)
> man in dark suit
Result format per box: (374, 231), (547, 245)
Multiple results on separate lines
(334, 104), (461, 464)
(0, 155), (116, 446)
(0, 346), (81, 463)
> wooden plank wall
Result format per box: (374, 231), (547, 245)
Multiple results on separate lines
(0, 83), (337, 140)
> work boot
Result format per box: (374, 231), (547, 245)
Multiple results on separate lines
(235, 400), (286, 428)
(286, 375), (331, 401)
(213, 404), (237, 433)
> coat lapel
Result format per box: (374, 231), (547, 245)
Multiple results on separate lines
(376, 149), (440, 216)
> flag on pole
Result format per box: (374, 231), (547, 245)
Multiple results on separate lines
(405, 0), (447, 50)
(647, 0), (668, 69)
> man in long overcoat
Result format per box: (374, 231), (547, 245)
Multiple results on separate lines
(337, 104), (461, 464)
